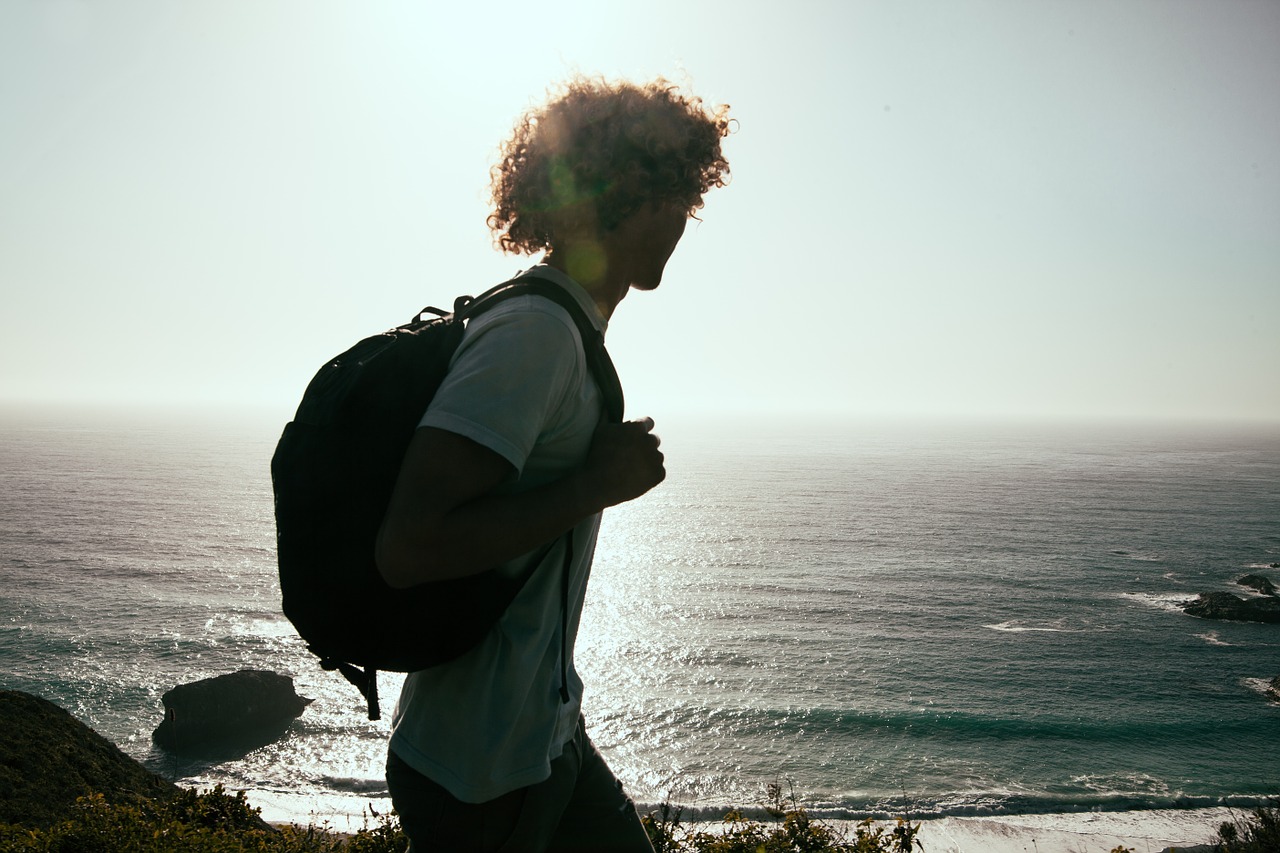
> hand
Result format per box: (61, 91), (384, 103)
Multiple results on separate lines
(580, 417), (666, 509)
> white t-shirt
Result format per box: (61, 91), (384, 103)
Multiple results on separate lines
(387, 265), (609, 803)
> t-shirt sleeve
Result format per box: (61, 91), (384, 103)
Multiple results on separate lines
(418, 305), (582, 475)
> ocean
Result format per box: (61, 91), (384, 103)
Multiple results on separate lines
(1, 405), (1277, 830)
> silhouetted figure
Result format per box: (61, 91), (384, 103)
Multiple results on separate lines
(376, 77), (731, 852)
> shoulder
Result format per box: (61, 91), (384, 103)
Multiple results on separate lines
(458, 295), (583, 362)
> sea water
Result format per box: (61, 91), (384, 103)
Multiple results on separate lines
(1, 405), (1277, 828)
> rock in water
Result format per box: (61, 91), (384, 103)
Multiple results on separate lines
(152, 669), (311, 757)
(1237, 573), (1279, 597)
(0, 690), (180, 828)
(1183, 591), (1280, 624)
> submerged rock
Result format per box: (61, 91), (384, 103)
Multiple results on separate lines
(0, 690), (179, 828)
(1183, 591), (1280, 624)
(152, 669), (311, 757)
(1237, 574), (1278, 597)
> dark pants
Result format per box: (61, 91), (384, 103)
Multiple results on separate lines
(386, 717), (654, 853)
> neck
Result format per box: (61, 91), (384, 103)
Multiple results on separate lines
(543, 248), (629, 320)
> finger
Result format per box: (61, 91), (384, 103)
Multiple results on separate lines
(631, 416), (655, 432)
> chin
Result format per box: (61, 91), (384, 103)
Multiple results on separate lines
(630, 274), (663, 292)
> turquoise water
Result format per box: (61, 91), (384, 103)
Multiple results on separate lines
(1, 406), (1277, 824)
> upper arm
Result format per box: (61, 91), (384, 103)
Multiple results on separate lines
(417, 304), (583, 473)
(373, 301), (585, 586)
(375, 426), (514, 587)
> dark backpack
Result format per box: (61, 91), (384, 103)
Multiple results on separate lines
(271, 276), (623, 719)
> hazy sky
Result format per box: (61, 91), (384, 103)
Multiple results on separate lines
(3, 0), (1278, 423)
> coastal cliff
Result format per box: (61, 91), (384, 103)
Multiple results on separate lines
(0, 690), (179, 828)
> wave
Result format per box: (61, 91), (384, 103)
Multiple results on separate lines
(215, 776), (1278, 829)
(1109, 549), (1163, 562)
(1194, 632), (1234, 646)
(982, 620), (1077, 633)
(1243, 678), (1279, 704)
(632, 790), (1279, 821)
(318, 775), (388, 796)
(1117, 592), (1192, 614)
(639, 704), (1267, 748)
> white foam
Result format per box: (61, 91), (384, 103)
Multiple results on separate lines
(1069, 772), (1172, 798)
(1111, 550), (1163, 562)
(982, 620), (1069, 633)
(685, 808), (1234, 853)
(1244, 677), (1279, 704)
(233, 788), (396, 834)
(1117, 592), (1192, 614)
(1195, 632), (1233, 647)
(906, 807), (1232, 853)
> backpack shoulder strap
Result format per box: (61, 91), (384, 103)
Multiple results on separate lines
(459, 277), (623, 708)
(458, 277), (625, 424)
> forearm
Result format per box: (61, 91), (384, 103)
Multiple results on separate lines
(376, 420), (663, 589)
(376, 469), (602, 588)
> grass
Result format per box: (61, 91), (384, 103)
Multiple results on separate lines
(642, 782), (922, 853)
(4, 782), (1276, 853)
(0, 786), (404, 853)
(1213, 800), (1280, 852)
(0, 781), (923, 853)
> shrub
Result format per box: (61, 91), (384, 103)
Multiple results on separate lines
(1214, 801), (1280, 852)
(641, 782), (922, 853)
(0, 786), (406, 853)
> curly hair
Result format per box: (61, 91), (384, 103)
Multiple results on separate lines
(488, 76), (732, 255)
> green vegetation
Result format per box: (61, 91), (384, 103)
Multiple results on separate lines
(1213, 801), (1280, 852)
(642, 782), (922, 853)
(0, 780), (923, 853)
(1101, 803), (1280, 853)
(0, 786), (405, 853)
(0, 691), (179, 831)
(8, 779), (1275, 853)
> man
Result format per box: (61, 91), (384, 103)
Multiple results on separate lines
(376, 76), (731, 851)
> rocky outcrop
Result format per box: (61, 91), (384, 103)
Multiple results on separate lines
(1268, 676), (1280, 704)
(1237, 574), (1278, 597)
(1183, 591), (1280, 624)
(152, 669), (311, 757)
(0, 690), (180, 829)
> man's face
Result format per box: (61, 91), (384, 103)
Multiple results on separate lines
(616, 202), (689, 291)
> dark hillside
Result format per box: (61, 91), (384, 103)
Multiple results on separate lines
(0, 690), (178, 828)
